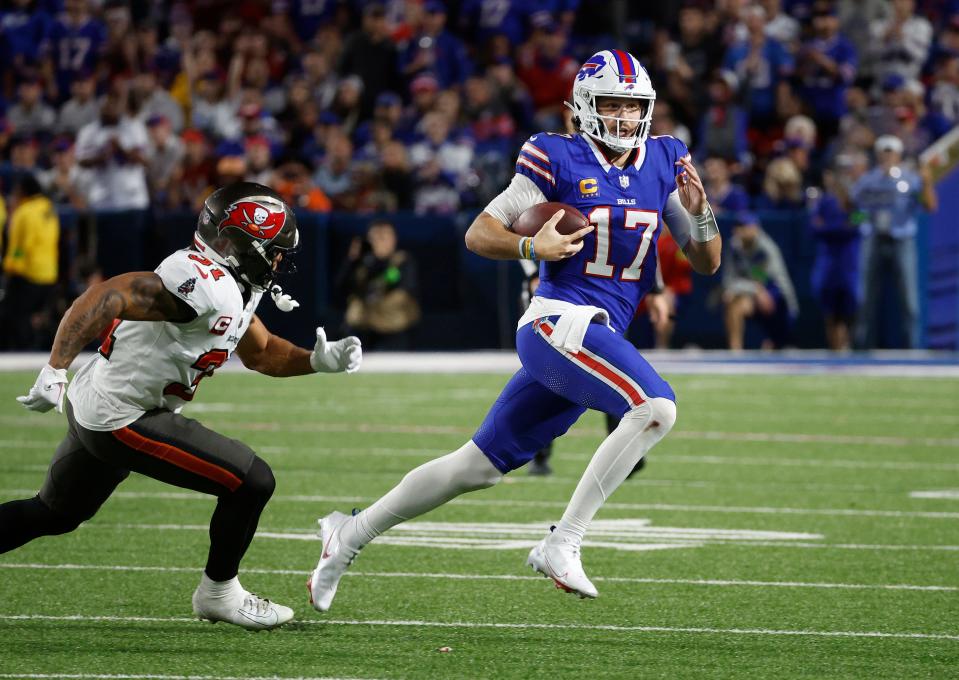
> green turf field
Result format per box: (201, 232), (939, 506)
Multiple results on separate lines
(1, 370), (958, 680)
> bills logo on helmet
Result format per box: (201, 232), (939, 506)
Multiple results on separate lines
(218, 201), (286, 240)
(577, 54), (607, 81)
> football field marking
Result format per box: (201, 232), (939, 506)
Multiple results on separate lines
(3, 415), (957, 448)
(1, 614), (956, 641)
(3, 488), (951, 520)
(0, 562), (955, 592)
(910, 490), (959, 500)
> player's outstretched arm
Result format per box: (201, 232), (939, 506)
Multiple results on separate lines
(465, 211), (592, 261)
(18, 272), (197, 413)
(236, 315), (361, 377)
(49, 272), (196, 370)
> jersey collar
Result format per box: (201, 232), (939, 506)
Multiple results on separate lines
(583, 134), (647, 173)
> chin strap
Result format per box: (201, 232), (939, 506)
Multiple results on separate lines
(270, 285), (300, 312)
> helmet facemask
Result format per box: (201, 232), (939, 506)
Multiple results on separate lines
(570, 90), (655, 155)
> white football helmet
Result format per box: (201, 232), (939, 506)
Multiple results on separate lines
(567, 49), (656, 154)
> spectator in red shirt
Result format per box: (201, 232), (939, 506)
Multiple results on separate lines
(515, 20), (578, 130)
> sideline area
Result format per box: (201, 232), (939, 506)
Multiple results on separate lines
(1, 350), (957, 377)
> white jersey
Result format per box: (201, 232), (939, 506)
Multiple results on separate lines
(69, 248), (263, 431)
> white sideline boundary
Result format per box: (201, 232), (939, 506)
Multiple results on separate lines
(0, 562), (955, 593)
(1, 351), (958, 377)
(1, 614), (956, 641)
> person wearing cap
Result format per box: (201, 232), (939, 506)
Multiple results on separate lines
(0, 173), (60, 350)
(399, 1), (473, 90)
(850, 134), (938, 349)
(721, 211), (798, 350)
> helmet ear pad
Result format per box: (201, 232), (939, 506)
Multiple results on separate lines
(194, 181), (299, 290)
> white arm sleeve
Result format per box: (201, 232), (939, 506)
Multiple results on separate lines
(662, 190), (694, 249)
(663, 190), (719, 248)
(483, 173), (548, 227)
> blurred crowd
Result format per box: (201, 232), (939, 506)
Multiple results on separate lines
(0, 0), (955, 350)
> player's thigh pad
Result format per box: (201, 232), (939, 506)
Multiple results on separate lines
(518, 317), (675, 418)
(74, 408), (258, 496)
(39, 402), (130, 519)
(473, 368), (586, 474)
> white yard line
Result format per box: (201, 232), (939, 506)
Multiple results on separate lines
(42, 521), (959, 552)
(0, 562), (955, 592)
(1, 489), (948, 520)
(910, 490), (959, 500)
(0, 614), (956, 641)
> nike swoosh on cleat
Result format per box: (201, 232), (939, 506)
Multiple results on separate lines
(238, 609), (278, 627)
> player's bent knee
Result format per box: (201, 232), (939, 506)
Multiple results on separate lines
(622, 397), (676, 435)
(454, 440), (503, 491)
(241, 456), (276, 502)
(648, 397), (677, 435)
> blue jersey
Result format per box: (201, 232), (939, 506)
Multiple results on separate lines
(515, 132), (688, 332)
(45, 15), (106, 96)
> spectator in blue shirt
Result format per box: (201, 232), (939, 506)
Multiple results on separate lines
(851, 135), (938, 348)
(722, 4), (794, 127)
(796, 3), (857, 140)
(1, 0), (52, 70)
(41, 0), (107, 103)
(459, 0), (535, 49)
(399, 1), (473, 90)
(808, 152), (868, 351)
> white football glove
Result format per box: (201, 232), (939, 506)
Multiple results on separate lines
(17, 364), (68, 413)
(270, 285), (300, 312)
(309, 327), (362, 374)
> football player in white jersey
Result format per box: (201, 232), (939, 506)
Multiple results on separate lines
(2, 182), (362, 631)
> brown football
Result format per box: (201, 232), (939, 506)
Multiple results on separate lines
(510, 201), (589, 238)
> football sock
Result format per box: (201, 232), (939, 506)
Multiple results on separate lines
(342, 440), (502, 551)
(0, 495), (81, 553)
(196, 573), (244, 602)
(204, 457), (275, 582)
(552, 397), (676, 545)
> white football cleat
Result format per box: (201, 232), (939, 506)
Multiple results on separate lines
(526, 528), (598, 599)
(192, 588), (294, 631)
(307, 510), (359, 612)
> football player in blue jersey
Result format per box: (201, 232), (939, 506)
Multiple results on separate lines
(309, 49), (722, 610)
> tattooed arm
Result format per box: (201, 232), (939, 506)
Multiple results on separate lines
(49, 272), (197, 370)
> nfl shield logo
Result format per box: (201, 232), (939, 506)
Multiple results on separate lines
(619, 175), (630, 189)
